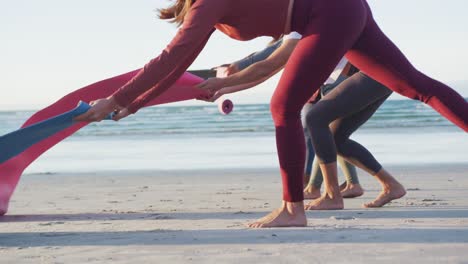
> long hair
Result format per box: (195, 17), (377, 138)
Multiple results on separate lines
(158, 0), (195, 26)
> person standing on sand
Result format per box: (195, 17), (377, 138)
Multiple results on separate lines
(200, 32), (402, 210)
(208, 36), (364, 200)
(76, 0), (468, 228)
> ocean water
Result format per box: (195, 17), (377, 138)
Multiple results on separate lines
(0, 100), (466, 174)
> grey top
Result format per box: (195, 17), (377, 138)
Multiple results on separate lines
(234, 39), (284, 71)
(232, 38), (347, 96)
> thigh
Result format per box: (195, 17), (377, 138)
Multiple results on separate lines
(330, 87), (391, 140)
(345, 1), (428, 98)
(272, 2), (366, 114)
(309, 72), (390, 124)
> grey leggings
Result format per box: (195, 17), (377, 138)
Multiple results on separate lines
(305, 72), (392, 175)
(302, 99), (359, 187)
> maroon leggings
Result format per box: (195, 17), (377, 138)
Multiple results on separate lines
(272, 0), (468, 202)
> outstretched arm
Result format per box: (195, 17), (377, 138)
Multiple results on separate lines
(233, 39), (284, 71)
(76, 0), (228, 121)
(197, 38), (299, 97)
(214, 39), (284, 77)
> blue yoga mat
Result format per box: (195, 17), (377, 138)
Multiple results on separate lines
(0, 101), (112, 163)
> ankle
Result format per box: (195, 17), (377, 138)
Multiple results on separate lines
(324, 191), (343, 201)
(304, 184), (320, 193)
(284, 201), (305, 214)
(349, 183), (362, 189)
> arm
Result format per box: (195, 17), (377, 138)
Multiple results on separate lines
(204, 69), (280, 102)
(214, 38), (283, 77)
(221, 38), (298, 87)
(218, 64), (283, 95)
(233, 39), (284, 71)
(112, 0), (227, 113)
(198, 38), (299, 96)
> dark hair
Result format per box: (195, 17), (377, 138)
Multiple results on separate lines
(158, 0), (195, 26)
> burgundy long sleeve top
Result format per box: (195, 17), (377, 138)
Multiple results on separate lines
(112, 0), (291, 113)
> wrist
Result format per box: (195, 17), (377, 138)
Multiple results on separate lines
(217, 88), (227, 95)
(222, 75), (237, 88)
(219, 77), (229, 89)
(229, 63), (239, 72)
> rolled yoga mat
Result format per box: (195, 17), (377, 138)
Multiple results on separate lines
(219, 99), (234, 115)
(0, 70), (233, 215)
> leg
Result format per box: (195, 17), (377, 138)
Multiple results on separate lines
(303, 158), (322, 199)
(302, 102), (322, 199)
(305, 162), (344, 210)
(328, 74), (405, 206)
(363, 168), (406, 208)
(305, 72), (391, 210)
(301, 103), (316, 185)
(248, 3), (367, 227)
(346, 1), (468, 131)
(326, 74), (387, 199)
(327, 73), (391, 174)
(337, 156), (359, 185)
(337, 156), (364, 198)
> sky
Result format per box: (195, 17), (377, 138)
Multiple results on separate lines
(1, 0), (467, 110)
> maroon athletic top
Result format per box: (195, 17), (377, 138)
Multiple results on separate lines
(112, 0), (291, 113)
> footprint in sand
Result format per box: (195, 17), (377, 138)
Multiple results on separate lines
(38, 221), (65, 226)
(330, 216), (355, 220)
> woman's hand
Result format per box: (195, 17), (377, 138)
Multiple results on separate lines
(208, 90), (225, 102)
(197, 89), (225, 102)
(74, 97), (121, 122)
(196, 77), (226, 94)
(113, 108), (131, 121)
(225, 64), (239, 76)
(213, 63), (239, 77)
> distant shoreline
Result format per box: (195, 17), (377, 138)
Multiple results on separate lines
(1, 95), (467, 112)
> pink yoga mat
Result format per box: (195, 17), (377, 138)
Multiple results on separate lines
(0, 70), (232, 215)
(219, 99), (234, 115)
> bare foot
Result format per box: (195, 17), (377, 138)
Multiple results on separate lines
(305, 193), (344, 210)
(303, 184), (321, 199)
(341, 183), (364, 198)
(248, 201), (307, 228)
(363, 183), (406, 208)
(254, 207), (281, 223)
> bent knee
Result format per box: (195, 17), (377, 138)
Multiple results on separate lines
(304, 107), (329, 131)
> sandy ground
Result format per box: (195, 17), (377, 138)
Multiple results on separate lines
(1, 164), (467, 263)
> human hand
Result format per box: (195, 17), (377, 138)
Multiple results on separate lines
(196, 90), (225, 102)
(196, 77), (226, 94)
(74, 97), (120, 122)
(225, 64), (239, 76)
(208, 90), (224, 102)
(213, 63), (239, 77)
(112, 108), (131, 121)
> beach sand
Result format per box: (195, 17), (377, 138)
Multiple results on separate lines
(1, 164), (467, 263)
